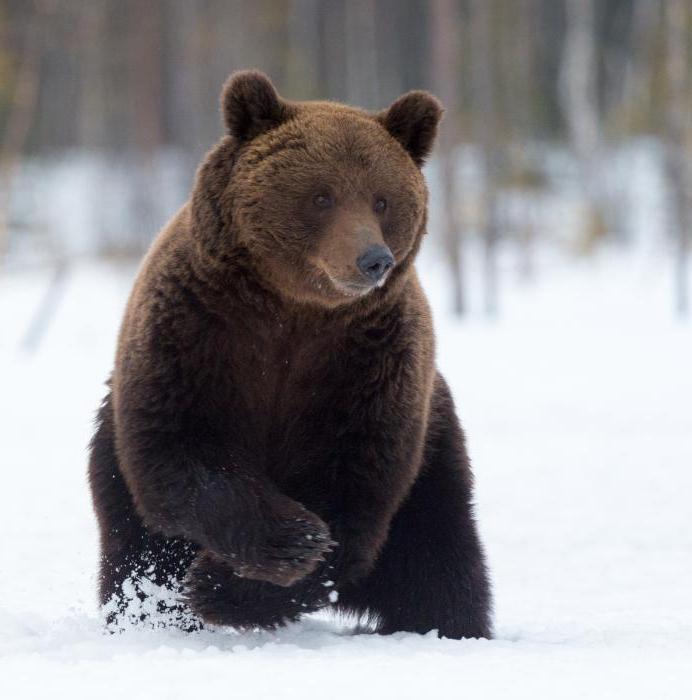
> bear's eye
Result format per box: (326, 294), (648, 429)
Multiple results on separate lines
(313, 193), (334, 209)
(374, 198), (387, 214)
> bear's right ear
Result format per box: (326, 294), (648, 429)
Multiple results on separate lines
(221, 70), (294, 141)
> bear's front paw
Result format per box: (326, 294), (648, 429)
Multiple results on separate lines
(236, 508), (336, 587)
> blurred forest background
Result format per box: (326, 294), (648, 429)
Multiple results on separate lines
(0, 0), (690, 317)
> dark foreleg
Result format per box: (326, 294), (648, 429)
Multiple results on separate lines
(88, 391), (199, 628)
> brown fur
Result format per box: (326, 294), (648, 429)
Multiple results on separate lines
(88, 71), (491, 638)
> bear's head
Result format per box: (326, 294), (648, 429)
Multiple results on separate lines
(192, 71), (442, 308)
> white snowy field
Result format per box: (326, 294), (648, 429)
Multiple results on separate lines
(1, 250), (691, 699)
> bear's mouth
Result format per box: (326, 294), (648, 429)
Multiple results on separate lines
(323, 268), (389, 299)
(314, 261), (394, 300)
(325, 274), (378, 298)
(328, 270), (394, 298)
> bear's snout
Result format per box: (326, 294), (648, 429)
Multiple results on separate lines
(357, 245), (394, 285)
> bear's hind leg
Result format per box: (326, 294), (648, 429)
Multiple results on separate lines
(88, 391), (199, 629)
(337, 375), (492, 640)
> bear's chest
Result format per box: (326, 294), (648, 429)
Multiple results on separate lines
(216, 313), (349, 479)
(236, 327), (329, 420)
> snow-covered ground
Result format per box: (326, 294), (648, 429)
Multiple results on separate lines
(1, 249), (691, 699)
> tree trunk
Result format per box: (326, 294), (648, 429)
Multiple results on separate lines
(344, 0), (379, 109)
(512, 0), (538, 281)
(0, 1), (42, 262)
(559, 0), (609, 250)
(470, 0), (500, 317)
(430, 0), (464, 314)
(287, 0), (321, 98)
(130, 0), (164, 252)
(665, 0), (691, 316)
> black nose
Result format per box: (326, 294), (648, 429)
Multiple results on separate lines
(356, 245), (395, 284)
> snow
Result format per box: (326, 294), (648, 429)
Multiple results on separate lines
(1, 249), (691, 699)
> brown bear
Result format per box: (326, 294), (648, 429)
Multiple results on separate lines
(88, 70), (492, 639)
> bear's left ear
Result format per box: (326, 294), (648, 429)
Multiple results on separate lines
(377, 91), (444, 167)
(221, 70), (295, 141)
